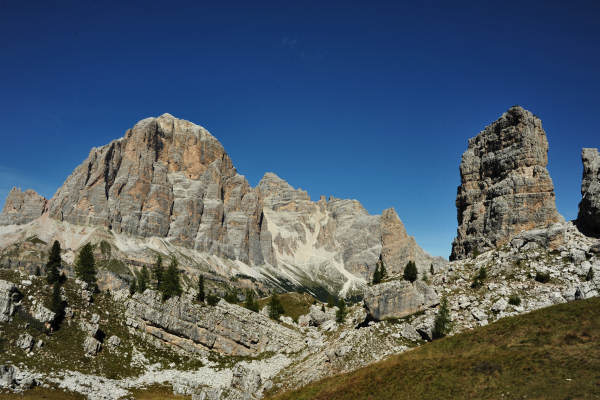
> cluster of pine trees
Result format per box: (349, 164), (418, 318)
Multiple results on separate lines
(130, 254), (182, 301)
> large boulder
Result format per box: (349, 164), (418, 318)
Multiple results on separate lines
(451, 106), (562, 260)
(363, 280), (439, 321)
(577, 148), (600, 236)
(31, 302), (55, 324)
(0, 280), (20, 322)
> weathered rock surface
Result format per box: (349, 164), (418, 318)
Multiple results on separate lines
(0, 113), (440, 293)
(0, 188), (46, 226)
(16, 333), (34, 351)
(578, 148), (600, 236)
(363, 280), (439, 320)
(31, 302), (55, 324)
(83, 336), (102, 356)
(451, 106), (562, 260)
(0, 280), (19, 322)
(125, 290), (304, 357)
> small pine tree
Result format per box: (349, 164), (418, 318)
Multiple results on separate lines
(161, 257), (182, 301)
(372, 263), (382, 285)
(137, 266), (150, 293)
(586, 267), (594, 282)
(432, 297), (451, 339)
(403, 261), (417, 283)
(49, 282), (63, 314)
(153, 254), (164, 290)
(320, 304), (325, 312)
(206, 293), (220, 306)
(75, 243), (97, 289)
(269, 294), (284, 320)
(336, 298), (347, 323)
(49, 282), (65, 330)
(129, 278), (137, 295)
(430, 263), (435, 275)
(197, 275), (205, 303)
(244, 289), (259, 312)
(46, 240), (62, 284)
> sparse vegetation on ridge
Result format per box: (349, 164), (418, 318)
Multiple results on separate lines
(267, 297), (600, 400)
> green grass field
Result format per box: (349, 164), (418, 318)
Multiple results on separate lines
(267, 297), (600, 400)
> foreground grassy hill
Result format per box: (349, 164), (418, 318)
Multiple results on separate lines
(268, 297), (600, 400)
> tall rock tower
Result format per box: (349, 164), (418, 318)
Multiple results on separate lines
(451, 106), (562, 260)
(577, 147), (600, 236)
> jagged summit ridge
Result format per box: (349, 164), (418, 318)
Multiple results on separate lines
(1, 113), (439, 290)
(451, 106), (562, 260)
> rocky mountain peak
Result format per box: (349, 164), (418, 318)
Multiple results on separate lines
(451, 106), (562, 260)
(1, 114), (439, 295)
(0, 187), (47, 226)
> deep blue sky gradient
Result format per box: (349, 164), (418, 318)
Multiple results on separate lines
(0, 0), (598, 258)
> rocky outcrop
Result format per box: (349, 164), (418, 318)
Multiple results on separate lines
(125, 290), (304, 357)
(363, 280), (439, 320)
(578, 148), (600, 236)
(451, 106), (562, 260)
(0, 113), (439, 292)
(0, 188), (46, 225)
(0, 280), (20, 322)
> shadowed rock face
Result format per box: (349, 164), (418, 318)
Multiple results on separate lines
(451, 106), (562, 260)
(578, 148), (600, 236)
(0, 188), (47, 226)
(1, 113), (440, 286)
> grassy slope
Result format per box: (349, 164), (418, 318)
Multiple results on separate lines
(268, 297), (600, 400)
(258, 292), (317, 321)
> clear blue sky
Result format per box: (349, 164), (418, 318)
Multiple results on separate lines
(1, 1), (598, 258)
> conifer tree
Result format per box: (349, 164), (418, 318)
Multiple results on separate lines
(129, 278), (137, 295)
(138, 266), (150, 293)
(197, 275), (205, 303)
(46, 240), (62, 284)
(432, 296), (451, 339)
(49, 282), (64, 315)
(336, 298), (347, 323)
(161, 257), (182, 300)
(244, 289), (259, 312)
(269, 294), (284, 320)
(403, 261), (417, 283)
(75, 243), (97, 289)
(372, 263), (382, 284)
(153, 254), (164, 290)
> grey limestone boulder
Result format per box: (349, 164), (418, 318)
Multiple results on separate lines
(364, 280), (439, 321)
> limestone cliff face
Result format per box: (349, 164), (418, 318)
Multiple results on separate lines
(2, 113), (439, 287)
(0, 188), (47, 226)
(578, 148), (600, 235)
(451, 106), (562, 260)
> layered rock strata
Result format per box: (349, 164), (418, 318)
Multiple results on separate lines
(0, 188), (46, 226)
(451, 106), (562, 260)
(125, 290), (304, 356)
(578, 148), (600, 236)
(2, 113), (440, 285)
